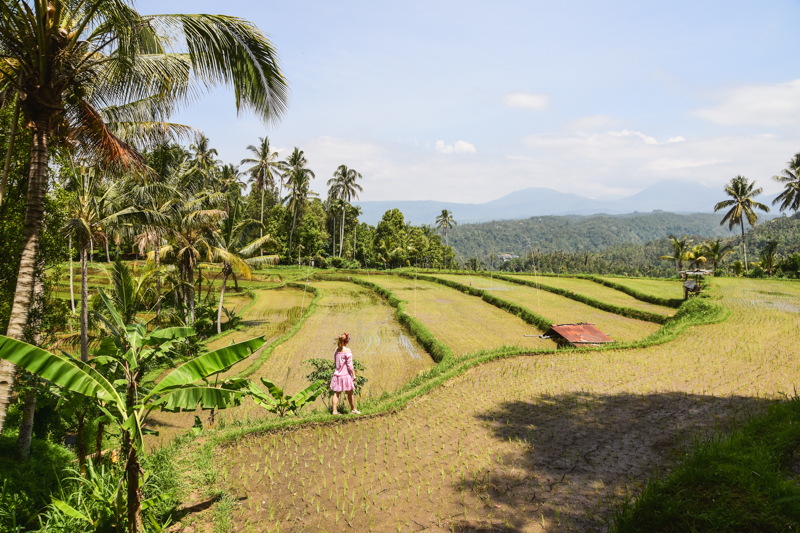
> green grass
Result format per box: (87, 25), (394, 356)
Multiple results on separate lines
(612, 396), (800, 533)
(598, 276), (685, 302)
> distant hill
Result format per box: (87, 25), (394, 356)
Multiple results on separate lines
(355, 180), (780, 225)
(447, 211), (739, 260)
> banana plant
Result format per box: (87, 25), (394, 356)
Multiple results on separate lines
(249, 378), (326, 417)
(0, 288), (266, 532)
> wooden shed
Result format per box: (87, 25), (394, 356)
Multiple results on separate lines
(542, 323), (614, 348)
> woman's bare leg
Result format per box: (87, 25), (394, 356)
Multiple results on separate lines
(332, 392), (340, 414)
(346, 390), (355, 411)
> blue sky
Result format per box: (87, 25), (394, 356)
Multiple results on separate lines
(138, 0), (800, 203)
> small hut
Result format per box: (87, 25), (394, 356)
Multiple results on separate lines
(541, 323), (614, 348)
(680, 269), (712, 299)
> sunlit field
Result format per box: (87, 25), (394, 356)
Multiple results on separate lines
(515, 274), (677, 316)
(215, 277), (800, 533)
(431, 273), (660, 343)
(597, 276), (685, 301)
(356, 273), (556, 355)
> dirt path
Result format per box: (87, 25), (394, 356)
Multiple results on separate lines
(218, 278), (800, 532)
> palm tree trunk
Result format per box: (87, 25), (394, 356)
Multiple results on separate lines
(0, 124), (49, 435)
(353, 223), (357, 261)
(124, 385), (142, 533)
(741, 218), (749, 274)
(0, 97), (20, 207)
(260, 186), (265, 255)
(154, 244), (161, 317)
(105, 237), (111, 263)
(69, 235), (76, 314)
(332, 216), (336, 257)
(17, 388), (36, 460)
(17, 272), (44, 460)
(80, 243), (89, 363)
(288, 205), (298, 259)
(340, 208), (345, 258)
(188, 262), (195, 325)
(217, 268), (229, 335)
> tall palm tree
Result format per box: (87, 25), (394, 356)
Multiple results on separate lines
(773, 152), (800, 214)
(211, 197), (277, 334)
(0, 2), (289, 445)
(63, 166), (150, 363)
(241, 137), (283, 244)
(436, 210), (457, 267)
(714, 176), (770, 274)
(327, 165), (363, 257)
(436, 209), (457, 247)
(659, 234), (693, 272)
(283, 148), (316, 257)
(702, 239), (734, 273)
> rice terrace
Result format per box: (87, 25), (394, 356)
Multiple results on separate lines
(2, 2), (800, 533)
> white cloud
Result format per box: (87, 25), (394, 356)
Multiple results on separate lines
(435, 140), (453, 154)
(667, 137), (685, 143)
(694, 79), (800, 128)
(435, 140), (476, 154)
(454, 140), (476, 153)
(503, 92), (549, 110)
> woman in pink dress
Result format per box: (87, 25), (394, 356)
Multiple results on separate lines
(331, 333), (361, 415)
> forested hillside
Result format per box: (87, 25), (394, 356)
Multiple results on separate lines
(447, 211), (735, 259)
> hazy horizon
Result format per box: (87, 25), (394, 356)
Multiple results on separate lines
(138, 1), (800, 203)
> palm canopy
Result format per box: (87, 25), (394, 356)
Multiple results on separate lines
(242, 136), (283, 196)
(702, 239), (734, 271)
(658, 234), (693, 271)
(714, 175), (769, 275)
(714, 175), (770, 230)
(0, 1), (288, 165)
(327, 165), (363, 202)
(773, 152), (800, 213)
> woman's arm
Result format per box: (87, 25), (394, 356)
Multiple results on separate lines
(347, 353), (355, 378)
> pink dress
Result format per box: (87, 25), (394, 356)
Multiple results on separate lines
(330, 347), (355, 392)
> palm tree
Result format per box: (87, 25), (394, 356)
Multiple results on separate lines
(63, 166), (152, 363)
(283, 148), (317, 258)
(658, 234), (693, 272)
(0, 1), (289, 442)
(211, 197), (277, 334)
(688, 245), (707, 269)
(241, 137), (283, 245)
(714, 176), (770, 274)
(327, 165), (363, 257)
(190, 135), (219, 172)
(731, 261), (745, 276)
(702, 239), (735, 273)
(759, 239), (779, 277)
(435, 210), (457, 247)
(773, 152), (800, 214)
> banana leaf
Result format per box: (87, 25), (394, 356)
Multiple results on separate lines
(152, 380), (251, 412)
(259, 378), (285, 400)
(292, 380), (325, 409)
(0, 336), (122, 406)
(149, 336), (266, 395)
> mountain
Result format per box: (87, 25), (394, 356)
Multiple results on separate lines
(355, 180), (780, 225)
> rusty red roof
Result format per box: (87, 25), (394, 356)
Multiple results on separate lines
(546, 323), (614, 346)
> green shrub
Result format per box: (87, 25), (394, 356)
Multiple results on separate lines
(0, 433), (74, 531)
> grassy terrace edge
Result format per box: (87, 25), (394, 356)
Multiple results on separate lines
(384, 268), (685, 309)
(611, 395), (800, 532)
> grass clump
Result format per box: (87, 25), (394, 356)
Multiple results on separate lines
(611, 396), (800, 533)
